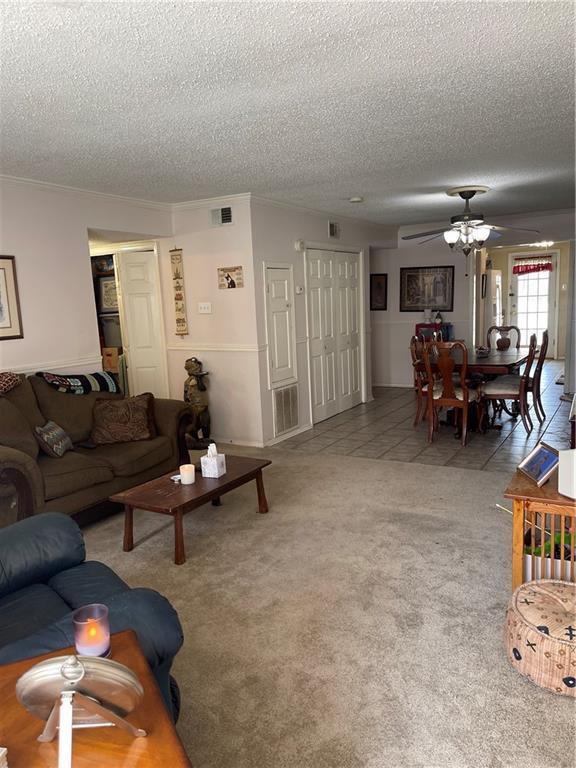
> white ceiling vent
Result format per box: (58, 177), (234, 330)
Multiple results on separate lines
(328, 221), (341, 239)
(211, 206), (233, 226)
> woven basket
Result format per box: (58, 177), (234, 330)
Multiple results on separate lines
(505, 580), (576, 696)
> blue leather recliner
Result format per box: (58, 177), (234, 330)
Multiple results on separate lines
(0, 513), (184, 720)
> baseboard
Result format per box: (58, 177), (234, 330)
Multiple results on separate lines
(265, 423), (313, 446)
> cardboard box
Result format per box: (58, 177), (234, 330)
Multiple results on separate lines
(102, 347), (120, 373)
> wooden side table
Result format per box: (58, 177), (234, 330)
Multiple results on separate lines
(504, 471), (576, 591)
(0, 630), (192, 767)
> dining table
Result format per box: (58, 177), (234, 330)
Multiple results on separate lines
(416, 347), (532, 376)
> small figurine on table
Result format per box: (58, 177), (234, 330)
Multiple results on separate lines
(183, 357), (212, 450)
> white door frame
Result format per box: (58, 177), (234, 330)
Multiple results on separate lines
(507, 250), (560, 358)
(303, 242), (366, 425)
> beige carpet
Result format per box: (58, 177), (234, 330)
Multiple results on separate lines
(83, 450), (575, 768)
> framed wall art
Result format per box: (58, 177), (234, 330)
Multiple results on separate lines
(518, 442), (559, 487)
(218, 266), (244, 289)
(370, 273), (388, 311)
(399, 265), (454, 312)
(0, 255), (23, 340)
(98, 276), (118, 313)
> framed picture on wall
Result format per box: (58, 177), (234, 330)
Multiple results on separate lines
(370, 273), (388, 310)
(98, 276), (118, 313)
(0, 255), (24, 340)
(399, 265), (454, 312)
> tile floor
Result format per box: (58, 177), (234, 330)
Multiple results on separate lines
(275, 361), (573, 473)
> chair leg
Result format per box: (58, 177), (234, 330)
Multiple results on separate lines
(461, 405), (468, 447)
(428, 406), (435, 443)
(519, 395), (532, 434)
(500, 399), (516, 417)
(413, 394), (422, 427)
(534, 388), (546, 423)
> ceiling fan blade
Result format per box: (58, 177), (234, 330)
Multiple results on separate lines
(418, 233), (444, 245)
(489, 224), (541, 234)
(401, 228), (447, 241)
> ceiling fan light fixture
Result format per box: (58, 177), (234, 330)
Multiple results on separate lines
(443, 229), (459, 244)
(472, 225), (491, 243)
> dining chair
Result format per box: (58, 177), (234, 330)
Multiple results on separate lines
(479, 333), (537, 433)
(527, 329), (548, 423)
(410, 335), (428, 426)
(422, 340), (472, 446)
(487, 325), (521, 351)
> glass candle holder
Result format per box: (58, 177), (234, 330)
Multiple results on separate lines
(72, 603), (110, 657)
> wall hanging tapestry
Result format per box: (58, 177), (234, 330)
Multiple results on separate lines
(0, 255), (23, 340)
(170, 248), (189, 335)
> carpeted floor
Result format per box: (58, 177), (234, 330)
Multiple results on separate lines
(84, 450), (575, 768)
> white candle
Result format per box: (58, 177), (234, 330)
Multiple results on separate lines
(180, 463), (195, 485)
(73, 604), (110, 657)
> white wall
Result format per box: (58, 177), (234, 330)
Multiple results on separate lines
(0, 177), (172, 373)
(250, 198), (396, 444)
(157, 195), (264, 446)
(370, 239), (472, 388)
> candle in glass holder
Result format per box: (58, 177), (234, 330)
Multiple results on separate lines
(73, 604), (110, 657)
(180, 463), (195, 485)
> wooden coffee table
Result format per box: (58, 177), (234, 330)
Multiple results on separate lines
(111, 455), (271, 565)
(0, 630), (192, 767)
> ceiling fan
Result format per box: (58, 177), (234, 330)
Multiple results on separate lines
(402, 186), (541, 255)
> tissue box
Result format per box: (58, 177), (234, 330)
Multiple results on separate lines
(558, 448), (576, 500)
(201, 452), (226, 478)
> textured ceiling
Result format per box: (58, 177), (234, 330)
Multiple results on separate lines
(0, 1), (574, 225)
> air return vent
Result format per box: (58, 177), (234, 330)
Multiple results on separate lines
(211, 206), (233, 226)
(273, 385), (298, 436)
(328, 220), (341, 239)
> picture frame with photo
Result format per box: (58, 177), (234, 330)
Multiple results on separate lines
(0, 255), (23, 340)
(370, 273), (388, 311)
(518, 441), (560, 487)
(98, 276), (119, 313)
(399, 265), (454, 312)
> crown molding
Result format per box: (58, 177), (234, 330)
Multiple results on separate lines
(0, 175), (172, 211)
(171, 192), (252, 212)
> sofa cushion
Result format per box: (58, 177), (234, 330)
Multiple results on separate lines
(0, 372), (21, 395)
(0, 584), (70, 647)
(78, 436), (172, 477)
(35, 420), (74, 458)
(28, 375), (121, 443)
(90, 393), (157, 445)
(3, 376), (45, 429)
(0, 397), (39, 459)
(39, 452), (114, 501)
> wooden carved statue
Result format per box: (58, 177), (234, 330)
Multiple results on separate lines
(183, 357), (212, 450)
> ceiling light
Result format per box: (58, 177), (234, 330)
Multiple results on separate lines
(348, 196), (364, 203)
(443, 230), (460, 245)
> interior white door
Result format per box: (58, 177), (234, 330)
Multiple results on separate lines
(115, 250), (169, 397)
(265, 266), (296, 386)
(308, 250), (338, 422)
(335, 252), (362, 411)
(307, 249), (361, 423)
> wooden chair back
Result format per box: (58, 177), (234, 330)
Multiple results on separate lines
(487, 325), (521, 350)
(422, 340), (469, 404)
(520, 333), (538, 386)
(532, 329), (548, 382)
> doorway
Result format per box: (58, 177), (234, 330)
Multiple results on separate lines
(89, 241), (170, 398)
(508, 252), (558, 355)
(306, 248), (362, 423)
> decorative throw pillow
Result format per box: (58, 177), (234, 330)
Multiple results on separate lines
(0, 372), (22, 396)
(35, 421), (74, 458)
(90, 393), (156, 445)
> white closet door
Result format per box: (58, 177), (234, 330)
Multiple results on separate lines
(335, 252), (362, 411)
(266, 266), (296, 386)
(115, 250), (169, 398)
(308, 250), (338, 422)
(308, 249), (361, 423)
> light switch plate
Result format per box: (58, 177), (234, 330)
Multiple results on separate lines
(198, 302), (212, 314)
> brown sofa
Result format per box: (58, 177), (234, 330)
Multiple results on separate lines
(0, 375), (191, 525)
